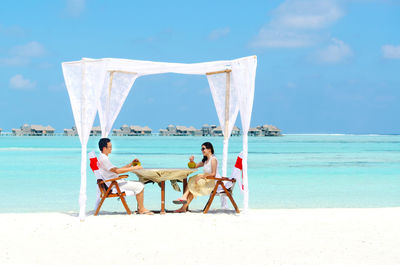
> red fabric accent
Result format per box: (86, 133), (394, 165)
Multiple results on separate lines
(234, 156), (243, 170)
(89, 157), (99, 171)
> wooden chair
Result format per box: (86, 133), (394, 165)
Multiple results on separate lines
(203, 176), (240, 214)
(94, 175), (132, 216)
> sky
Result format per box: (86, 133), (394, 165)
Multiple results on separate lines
(0, 0), (399, 134)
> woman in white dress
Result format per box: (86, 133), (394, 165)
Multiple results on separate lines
(173, 142), (220, 213)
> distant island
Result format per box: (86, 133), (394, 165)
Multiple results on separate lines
(3, 124), (282, 137)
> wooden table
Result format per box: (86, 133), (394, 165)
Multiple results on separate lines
(131, 168), (197, 214)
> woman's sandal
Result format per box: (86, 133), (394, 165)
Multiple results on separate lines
(173, 209), (187, 213)
(173, 199), (187, 204)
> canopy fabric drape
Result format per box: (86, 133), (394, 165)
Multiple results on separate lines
(207, 71), (239, 177)
(62, 60), (107, 220)
(62, 56), (257, 220)
(232, 57), (257, 209)
(98, 71), (138, 137)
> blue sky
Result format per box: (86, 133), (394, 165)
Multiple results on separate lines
(0, 0), (399, 134)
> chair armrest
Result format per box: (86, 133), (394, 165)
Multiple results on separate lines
(103, 175), (128, 183)
(206, 176), (236, 182)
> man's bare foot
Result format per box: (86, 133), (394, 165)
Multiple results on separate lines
(138, 208), (154, 215)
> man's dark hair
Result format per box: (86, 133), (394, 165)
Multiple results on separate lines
(99, 138), (111, 152)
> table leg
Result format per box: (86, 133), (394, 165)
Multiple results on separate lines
(183, 178), (188, 193)
(183, 178), (189, 211)
(161, 181), (166, 214)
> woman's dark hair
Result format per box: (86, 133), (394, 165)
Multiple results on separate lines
(201, 142), (215, 163)
(99, 138), (111, 152)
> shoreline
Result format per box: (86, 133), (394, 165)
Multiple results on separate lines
(1, 208), (399, 265)
(1, 205), (400, 214)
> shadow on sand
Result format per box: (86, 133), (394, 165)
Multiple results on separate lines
(61, 208), (240, 217)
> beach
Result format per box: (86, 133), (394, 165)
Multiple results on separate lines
(1, 208), (399, 265)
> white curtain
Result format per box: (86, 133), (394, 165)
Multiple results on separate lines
(62, 60), (106, 220)
(206, 72), (239, 177)
(98, 71), (138, 137)
(232, 56), (257, 212)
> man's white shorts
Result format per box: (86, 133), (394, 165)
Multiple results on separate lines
(118, 180), (144, 196)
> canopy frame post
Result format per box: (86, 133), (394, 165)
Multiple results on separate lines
(78, 62), (87, 221)
(222, 70), (231, 177)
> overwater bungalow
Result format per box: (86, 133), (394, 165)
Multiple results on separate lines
(64, 126), (78, 136)
(211, 126), (223, 136)
(232, 126), (241, 136)
(130, 125), (152, 136)
(201, 124), (217, 136)
(12, 124), (55, 136)
(176, 126), (189, 135)
(159, 124), (177, 136)
(112, 125), (152, 136)
(258, 125), (282, 136)
(188, 126), (203, 136)
(248, 127), (262, 136)
(90, 126), (102, 136)
(201, 124), (211, 136)
(209, 125), (241, 136)
(159, 125), (201, 136)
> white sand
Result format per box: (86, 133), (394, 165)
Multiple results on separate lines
(1, 208), (399, 265)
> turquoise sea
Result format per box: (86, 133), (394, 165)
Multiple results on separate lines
(0, 135), (399, 213)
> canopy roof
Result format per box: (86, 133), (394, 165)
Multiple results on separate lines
(66, 56), (248, 76)
(62, 56), (257, 220)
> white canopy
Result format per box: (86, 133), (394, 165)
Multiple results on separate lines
(62, 55), (257, 220)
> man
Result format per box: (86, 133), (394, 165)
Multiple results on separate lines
(98, 138), (153, 215)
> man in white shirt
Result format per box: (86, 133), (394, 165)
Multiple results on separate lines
(98, 138), (153, 215)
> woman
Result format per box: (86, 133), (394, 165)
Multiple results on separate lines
(173, 142), (220, 213)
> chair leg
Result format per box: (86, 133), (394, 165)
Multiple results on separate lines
(203, 194), (213, 212)
(221, 183), (240, 213)
(203, 182), (220, 214)
(94, 196), (107, 216)
(114, 182), (132, 215)
(120, 195), (131, 215)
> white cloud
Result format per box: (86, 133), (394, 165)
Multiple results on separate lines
(0, 57), (30, 66)
(382, 45), (400, 59)
(0, 41), (46, 67)
(66, 0), (86, 17)
(208, 27), (231, 40)
(314, 38), (353, 63)
(251, 28), (316, 48)
(0, 24), (25, 37)
(9, 74), (36, 90)
(11, 41), (46, 57)
(271, 0), (343, 29)
(250, 0), (344, 48)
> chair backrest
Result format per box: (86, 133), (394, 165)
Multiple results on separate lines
(230, 151), (244, 192)
(217, 152), (243, 194)
(89, 151), (109, 194)
(88, 151), (102, 180)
